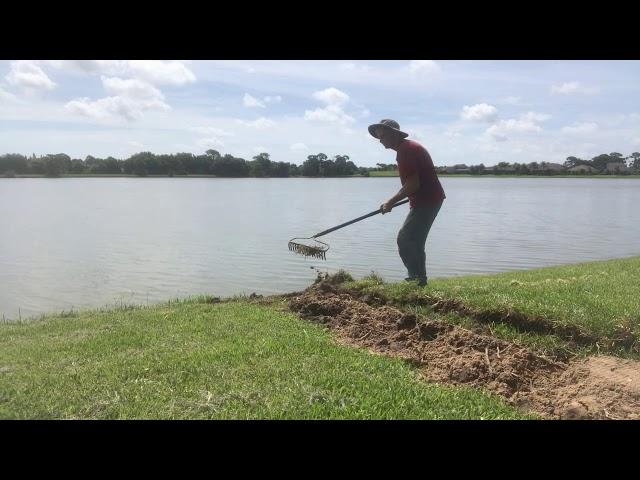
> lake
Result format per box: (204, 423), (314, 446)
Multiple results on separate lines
(1, 176), (639, 320)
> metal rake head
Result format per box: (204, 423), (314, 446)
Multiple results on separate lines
(288, 237), (330, 260)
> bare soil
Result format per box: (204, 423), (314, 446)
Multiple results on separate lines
(288, 280), (640, 419)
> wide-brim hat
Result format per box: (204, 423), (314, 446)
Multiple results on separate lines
(368, 119), (409, 139)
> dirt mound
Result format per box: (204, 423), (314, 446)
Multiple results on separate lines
(288, 281), (640, 419)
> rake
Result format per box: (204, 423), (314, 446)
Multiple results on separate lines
(288, 198), (410, 260)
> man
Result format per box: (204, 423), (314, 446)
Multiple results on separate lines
(368, 119), (445, 286)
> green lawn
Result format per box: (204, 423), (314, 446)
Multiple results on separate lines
(0, 299), (528, 419)
(346, 256), (640, 357)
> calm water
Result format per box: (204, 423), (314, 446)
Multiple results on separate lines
(1, 177), (639, 320)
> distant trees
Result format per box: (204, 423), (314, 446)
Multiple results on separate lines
(563, 157), (582, 168)
(591, 154), (613, 171)
(43, 154), (71, 177)
(447, 152), (639, 176)
(300, 153), (360, 177)
(6, 149), (637, 178)
(0, 150), (369, 177)
(375, 162), (397, 171)
(0, 153), (29, 175)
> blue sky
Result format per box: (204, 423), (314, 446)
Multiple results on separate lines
(1, 60), (639, 167)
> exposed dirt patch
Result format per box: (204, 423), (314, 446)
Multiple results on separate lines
(288, 280), (640, 419)
(344, 287), (606, 350)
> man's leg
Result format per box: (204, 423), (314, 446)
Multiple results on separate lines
(398, 202), (442, 285)
(413, 201), (443, 285)
(397, 208), (422, 280)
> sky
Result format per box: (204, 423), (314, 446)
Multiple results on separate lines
(1, 60), (639, 167)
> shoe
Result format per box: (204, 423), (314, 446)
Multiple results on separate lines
(417, 278), (427, 287)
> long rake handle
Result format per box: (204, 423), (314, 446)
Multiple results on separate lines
(312, 198), (410, 239)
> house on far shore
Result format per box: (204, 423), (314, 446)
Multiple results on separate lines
(568, 165), (599, 173)
(605, 162), (628, 173)
(445, 164), (470, 173)
(540, 162), (564, 171)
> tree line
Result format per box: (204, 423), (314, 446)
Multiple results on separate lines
(563, 152), (640, 171)
(442, 152), (640, 175)
(0, 151), (370, 178)
(3, 150), (639, 178)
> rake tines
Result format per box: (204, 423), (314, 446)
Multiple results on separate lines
(287, 199), (409, 263)
(288, 238), (329, 260)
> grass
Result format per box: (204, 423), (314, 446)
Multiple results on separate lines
(368, 170), (400, 177)
(344, 256), (640, 358)
(4, 256), (639, 419)
(0, 298), (529, 419)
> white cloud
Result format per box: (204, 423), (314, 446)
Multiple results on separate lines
(305, 104), (355, 124)
(561, 122), (598, 134)
(264, 95), (282, 104)
(65, 76), (170, 122)
(243, 93), (265, 108)
(551, 81), (599, 95)
(305, 87), (355, 125)
(461, 103), (498, 123)
(47, 60), (126, 75)
(312, 87), (349, 106)
(6, 61), (56, 91)
(408, 60), (441, 74)
(486, 118), (542, 141)
(102, 76), (165, 104)
(126, 61), (196, 85)
(65, 97), (138, 121)
(236, 117), (275, 129)
(520, 111), (551, 122)
(290, 142), (308, 152)
(128, 141), (144, 149)
(45, 60), (196, 86)
(252, 146), (268, 153)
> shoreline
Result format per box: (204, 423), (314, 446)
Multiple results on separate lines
(3, 255), (639, 327)
(3, 173), (640, 179)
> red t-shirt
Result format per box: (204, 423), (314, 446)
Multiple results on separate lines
(396, 139), (446, 208)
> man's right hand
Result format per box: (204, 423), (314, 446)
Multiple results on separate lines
(380, 201), (393, 214)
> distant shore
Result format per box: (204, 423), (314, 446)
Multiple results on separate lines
(3, 173), (640, 179)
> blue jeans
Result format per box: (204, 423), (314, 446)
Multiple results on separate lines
(397, 200), (443, 282)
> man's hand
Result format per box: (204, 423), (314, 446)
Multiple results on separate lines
(380, 200), (394, 214)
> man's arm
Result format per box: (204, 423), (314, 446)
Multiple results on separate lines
(381, 174), (420, 214)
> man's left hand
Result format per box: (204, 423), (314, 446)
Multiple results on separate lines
(380, 201), (393, 214)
